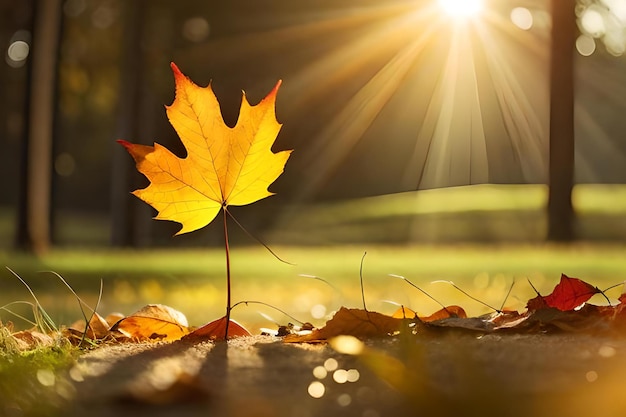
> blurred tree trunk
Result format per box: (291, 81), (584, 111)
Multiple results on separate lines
(547, 0), (576, 241)
(16, 0), (62, 253)
(110, 0), (144, 246)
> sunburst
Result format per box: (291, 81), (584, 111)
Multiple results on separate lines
(438, 0), (483, 19)
(283, 0), (549, 196)
(186, 1), (625, 199)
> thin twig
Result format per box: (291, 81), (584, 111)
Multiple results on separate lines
(299, 274), (341, 294)
(225, 208), (295, 265)
(432, 280), (500, 313)
(527, 277), (542, 296)
(603, 281), (625, 293)
(389, 274), (448, 311)
(232, 300), (305, 325)
(360, 252), (367, 311)
(499, 278), (516, 311)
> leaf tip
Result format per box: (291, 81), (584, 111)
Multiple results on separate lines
(170, 62), (189, 90)
(269, 79), (282, 99)
(117, 139), (132, 150)
(170, 61), (182, 76)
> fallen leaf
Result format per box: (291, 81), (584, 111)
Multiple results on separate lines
(391, 306), (417, 319)
(11, 330), (55, 350)
(426, 316), (495, 332)
(285, 307), (411, 342)
(112, 304), (190, 342)
(68, 312), (111, 340)
(119, 63), (291, 235)
(612, 293), (626, 318)
(488, 310), (524, 328)
(183, 316), (250, 341)
(391, 306), (467, 322)
(525, 294), (548, 312)
(105, 312), (125, 327)
(421, 305), (467, 322)
(529, 274), (602, 312)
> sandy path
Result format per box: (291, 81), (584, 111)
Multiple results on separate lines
(63, 333), (626, 417)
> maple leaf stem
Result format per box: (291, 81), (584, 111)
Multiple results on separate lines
(223, 207), (231, 340)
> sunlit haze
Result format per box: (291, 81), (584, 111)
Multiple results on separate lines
(438, 0), (483, 19)
(5, 0), (626, 205)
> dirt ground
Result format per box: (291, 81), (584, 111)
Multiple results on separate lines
(26, 331), (626, 417)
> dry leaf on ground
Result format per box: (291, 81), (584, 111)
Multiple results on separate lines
(112, 304), (190, 342)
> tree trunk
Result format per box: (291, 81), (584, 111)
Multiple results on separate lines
(547, 0), (576, 241)
(16, 0), (62, 253)
(110, 0), (144, 246)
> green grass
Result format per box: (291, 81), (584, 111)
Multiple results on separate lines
(0, 343), (78, 416)
(1, 184), (625, 416)
(1, 243), (626, 333)
(1, 184), (626, 331)
(267, 184), (626, 244)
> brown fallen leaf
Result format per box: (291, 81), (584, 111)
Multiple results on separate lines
(426, 316), (495, 332)
(12, 330), (55, 350)
(105, 312), (125, 327)
(391, 306), (418, 319)
(391, 305), (467, 322)
(422, 306), (467, 322)
(183, 316), (250, 341)
(488, 310), (526, 329)
(112, 304), (190, 342)
(285, 307), (413, 342)
(67, 312), (111, 340)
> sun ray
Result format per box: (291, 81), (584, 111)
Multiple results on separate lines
(438, 0), (484, 19)
(183, 1), (626, 203)
(574, 103), (626, 182)
(292, 6), (445, 198)
(473, 20), (548, 183)
(408, 19), (490, 189)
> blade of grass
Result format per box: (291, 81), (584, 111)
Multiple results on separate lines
(5, 267), (57, 333)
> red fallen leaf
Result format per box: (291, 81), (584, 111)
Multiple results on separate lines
(285, 307), (411, 342)
(183, 316), (250, 341)
(525, 294), (548, 312)
(528, 274), (602, 312)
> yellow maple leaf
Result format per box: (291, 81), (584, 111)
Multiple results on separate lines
(119, 63), (291, 234)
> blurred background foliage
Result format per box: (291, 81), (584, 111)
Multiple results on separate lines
(1, 0), (626, 249)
